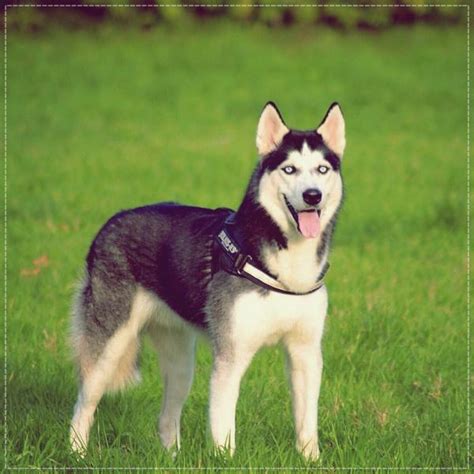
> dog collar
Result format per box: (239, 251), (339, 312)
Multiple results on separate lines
(215, 215), (328, 296)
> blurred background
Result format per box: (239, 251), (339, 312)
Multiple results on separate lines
(4, 1), (470, 471)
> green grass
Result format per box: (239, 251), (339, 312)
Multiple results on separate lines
(3, 20), (470, 471)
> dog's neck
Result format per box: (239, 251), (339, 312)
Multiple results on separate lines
(234, 189), (335, 293)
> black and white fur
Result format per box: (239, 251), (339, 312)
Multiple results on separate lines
(70, 102), (346, 460)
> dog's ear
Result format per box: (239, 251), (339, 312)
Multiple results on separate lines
(317, 103), (346, 157)
(256, 102), (289, 157)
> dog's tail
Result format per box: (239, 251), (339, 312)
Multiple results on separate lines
(70, 273), (142, 392)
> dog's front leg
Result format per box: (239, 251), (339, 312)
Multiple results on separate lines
(285, 340), (323, 461)
(209, 351), (252, 455)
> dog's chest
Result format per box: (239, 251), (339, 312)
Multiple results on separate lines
(229, 286), (328, 350)
(263, 238), (323, 293)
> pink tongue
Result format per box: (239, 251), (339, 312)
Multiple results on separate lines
(297, 211), (320, 238)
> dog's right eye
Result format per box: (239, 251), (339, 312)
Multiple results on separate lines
(282, 165), (296, 175)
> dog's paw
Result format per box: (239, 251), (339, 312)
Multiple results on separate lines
(158, 416), (181, 451)
(212, 444), (235, 458)
(69, 429), (87, 458)
(297, 438), (320, 462)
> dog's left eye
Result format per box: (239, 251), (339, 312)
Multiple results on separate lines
(317, 165), (329, 175)
(282, 166), (296, 175)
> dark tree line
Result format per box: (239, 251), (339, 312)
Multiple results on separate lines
(7, 1), (466, 32)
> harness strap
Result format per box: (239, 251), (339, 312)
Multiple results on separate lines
(216, 223), (327, 296)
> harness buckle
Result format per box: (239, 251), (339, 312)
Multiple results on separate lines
(234, 253), (249, 275)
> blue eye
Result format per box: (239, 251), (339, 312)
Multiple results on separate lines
(318, 165), (329, 174)
(282, 165), (296, 175)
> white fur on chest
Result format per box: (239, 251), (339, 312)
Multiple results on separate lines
(229, 286), (328, 351)
(263, 238), (326, 293)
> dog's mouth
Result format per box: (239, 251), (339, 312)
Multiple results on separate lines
(284, 195), (321, 239)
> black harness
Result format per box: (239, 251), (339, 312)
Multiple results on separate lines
(213, 211), (328, 296)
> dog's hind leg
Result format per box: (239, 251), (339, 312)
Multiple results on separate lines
(148, 322), (196, 451)
(70, 285), (153, 454)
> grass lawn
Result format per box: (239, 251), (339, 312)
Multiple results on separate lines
(3, 19), (469, 471)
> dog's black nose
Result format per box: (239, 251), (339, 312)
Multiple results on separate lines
(303, 188), (322, 206)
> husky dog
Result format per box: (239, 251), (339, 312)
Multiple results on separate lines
(70, 102), (346, 460)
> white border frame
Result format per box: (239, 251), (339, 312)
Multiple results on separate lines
(2, 2), (471, 471)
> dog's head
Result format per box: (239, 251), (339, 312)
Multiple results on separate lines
(255, 102), (345, 239)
